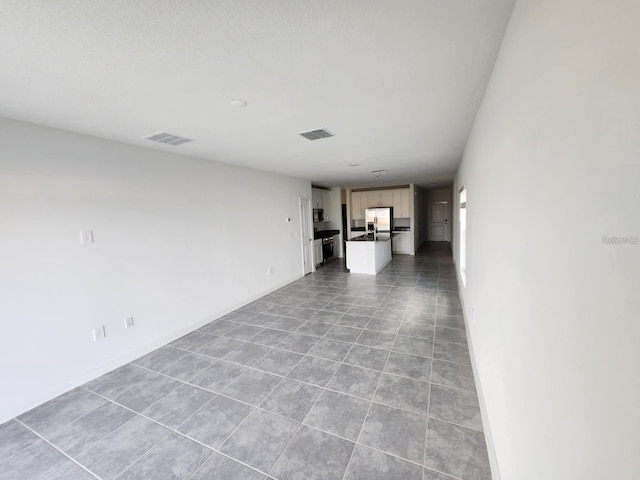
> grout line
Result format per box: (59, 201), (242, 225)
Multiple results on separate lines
(213, 373), (287, 453)
(111, 427), (186, 480)
(84, 389), (270, 480)
(170, 326), (434, 385)
(15, 420), (102, 480)
(131, 347), (431, 418)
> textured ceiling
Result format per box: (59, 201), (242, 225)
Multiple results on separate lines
(0, 0), (514, 188)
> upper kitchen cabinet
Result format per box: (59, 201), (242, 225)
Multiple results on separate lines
(392, 189), (410, 218)
(312, 188), (331, 208)
(379, 190), (393, 207)
(312, 188), (332, 221)
(321, 190), (331, 212)
(351, 191), (364, 220)
(350, 187), (411, 220)
(312, 188), (323, 209)
(366, 190), (393, 208)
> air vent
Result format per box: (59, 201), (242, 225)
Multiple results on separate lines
(299, 128), (334, 141)
(144, 131), (193, 146)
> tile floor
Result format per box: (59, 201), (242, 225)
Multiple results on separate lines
(0, 243), (490, 480)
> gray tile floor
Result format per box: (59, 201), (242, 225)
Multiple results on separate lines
(0, 243), (490, 480)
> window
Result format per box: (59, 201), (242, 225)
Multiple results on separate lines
(459, 186), (467, 287)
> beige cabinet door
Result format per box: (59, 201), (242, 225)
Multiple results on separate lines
(321, 190), (331, 220)
(391, 188), (410, 217)
(379, 190), (393, 207)
(366, 191), (380, 208)
(312, 189), (322, 208)
(351, 192), (363, 220)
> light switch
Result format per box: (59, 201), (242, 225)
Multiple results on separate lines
(92, 325), (106, 341)
(80, 230), (94, 245)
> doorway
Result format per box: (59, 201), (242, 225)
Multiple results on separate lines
(428, 201), (449, 241)
(300, 197), (313, 275)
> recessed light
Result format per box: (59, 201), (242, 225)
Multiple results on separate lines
(371, 169), (387, 177)
(348, 163), (359, 167)
(230, 99), (248, 108)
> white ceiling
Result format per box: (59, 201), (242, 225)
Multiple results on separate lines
(0, 0), (514, 188)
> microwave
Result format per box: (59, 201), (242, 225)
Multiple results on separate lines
(313, 208), (324, 222)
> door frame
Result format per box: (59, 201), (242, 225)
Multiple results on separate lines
(299, 197), (313, 275)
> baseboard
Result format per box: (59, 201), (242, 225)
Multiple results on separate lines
(3, 273), (304, 424)
(454, 261), (501, 480)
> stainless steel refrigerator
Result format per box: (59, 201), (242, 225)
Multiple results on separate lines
(365, 207), (394, 239)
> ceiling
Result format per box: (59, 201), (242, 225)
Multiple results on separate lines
(0, 0), (514, 188)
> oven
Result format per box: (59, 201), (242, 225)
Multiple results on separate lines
(322, 236), (334, 264)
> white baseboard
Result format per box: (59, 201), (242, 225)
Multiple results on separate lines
(454, 261), (501, 480)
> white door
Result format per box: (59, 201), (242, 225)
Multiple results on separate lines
(300, 197), (313, 274)
(429, 202), (448, 241)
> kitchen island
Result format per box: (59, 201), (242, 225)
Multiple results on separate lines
(346, 233), (394, 275)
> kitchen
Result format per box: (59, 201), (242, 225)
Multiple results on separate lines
(311, 185), (420, 273)
(345, 185), (417, 274)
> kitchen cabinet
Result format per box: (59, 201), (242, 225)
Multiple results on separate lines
(392, 232), (411, 254)
(313, 239), (323, 266)
(379, 190), (393, 207)
(312, 188), (331, 219)
(321, 190), (331, 211)
(312, 188), (322, 209)
(353, 188), (410, 220)
(332, 233), (341, 258)
(392, 188), (410, 218)
(351, 191), (364, 220)
(366, 191), (380, 208)
(366, 190), (393, 208)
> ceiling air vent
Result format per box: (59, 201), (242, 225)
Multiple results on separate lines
(299, 128), (334, 141)
(144, 131), (193, 146)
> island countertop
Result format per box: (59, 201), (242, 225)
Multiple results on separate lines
(348, 233), (398, 242)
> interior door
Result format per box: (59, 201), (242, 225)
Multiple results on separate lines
(429, 202), (448, 241)
(300, 197), (313, 274)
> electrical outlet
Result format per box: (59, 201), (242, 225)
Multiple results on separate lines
(92, 325), (106, 341)
(267, 266), (273, 275)
(125, 317), (134, 329)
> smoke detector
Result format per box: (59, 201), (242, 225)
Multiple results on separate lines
(144, 132), (193, 146)
(299, 128), (334, 141)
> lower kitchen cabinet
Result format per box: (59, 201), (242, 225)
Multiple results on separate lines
(332, 234), (341, 258)
(313, 239), (323, 266)
(392, 231), (411, 254)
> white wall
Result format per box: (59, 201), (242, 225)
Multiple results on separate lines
(454, 1), (640, 479)
(0, 117), (311, 422)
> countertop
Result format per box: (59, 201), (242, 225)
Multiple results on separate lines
(314, 229), (340, 240)
(348, 233), (397, 242)
(352, 226), (410, 232)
